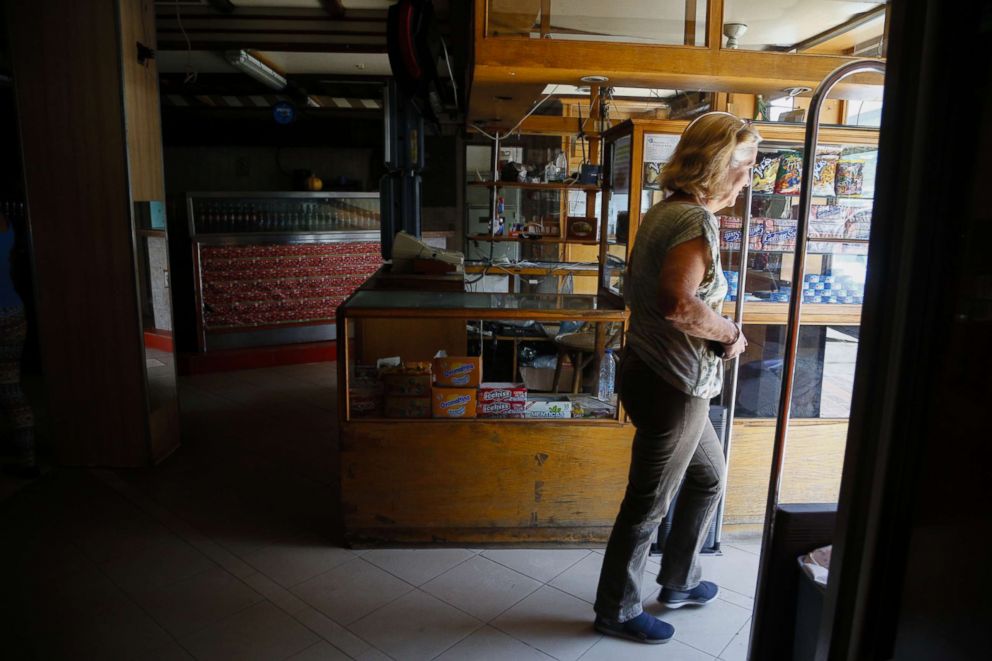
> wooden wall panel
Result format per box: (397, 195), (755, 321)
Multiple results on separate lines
(120, 0), (165, 201)
(8, 0), (150, 465)
(341, 416), (849, 542)
(341, 420), (633, 543)
(725, 418), (848, 526)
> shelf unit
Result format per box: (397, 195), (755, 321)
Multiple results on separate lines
(466, 234), (599, 245)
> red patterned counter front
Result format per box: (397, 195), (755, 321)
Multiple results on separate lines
(198, 241), (381, 330)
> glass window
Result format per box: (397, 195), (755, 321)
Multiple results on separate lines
(487, 0), (708, 46)
(722, 0), (888, 54)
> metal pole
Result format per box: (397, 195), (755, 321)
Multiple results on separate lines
(750, 58), (885, 656)
(713, 176), (754, 548)
(491, 131), (501, 236)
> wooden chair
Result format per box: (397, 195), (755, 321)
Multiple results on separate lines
(551, 323), (623, 394)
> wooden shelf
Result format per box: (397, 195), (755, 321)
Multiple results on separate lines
(468, 181), (600, 192)
(465, 263), (599, 276)
(467, 234), (599, 245)
(722, 301), (862, 325)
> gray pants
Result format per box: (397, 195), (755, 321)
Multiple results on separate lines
(594, 348), (726, 621)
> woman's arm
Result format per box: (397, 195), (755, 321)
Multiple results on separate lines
(657, 237), (746, 356)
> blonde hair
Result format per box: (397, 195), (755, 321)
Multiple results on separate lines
(659, 112), (762, 202)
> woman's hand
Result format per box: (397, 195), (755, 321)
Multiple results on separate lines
(721, 322), (747, 360)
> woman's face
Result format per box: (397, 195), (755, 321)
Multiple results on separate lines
(715, 152), (757, 209)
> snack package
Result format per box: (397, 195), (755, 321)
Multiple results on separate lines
(384, 396), (431, 419)
(752, 153), (780, 193)
(808, 205), (850, 239)
(525, 397), (573, 419)
(432, 352), (482, 388)
(812, 152), (839, 196)
(478, 383), (527, 403)
(835, 160), (865, 195)
(478, 400), (527, 418)
(844, 208), (872, 240)
(569, 395), (617, 419)
(760, 219), (799, 251)
(775, 151), (803, 195)
(431, 387), (478, 418)
(349, 382), (383, 418)
(380, 362), (432, 396)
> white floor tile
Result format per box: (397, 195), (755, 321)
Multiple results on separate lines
(580, 635), (716, 660)
(435, 625), (556, 660)
(422, 554), (542, 622)
(350, 589), (483, 661)
(292, 606), (371, 658)
(696, 547), (760, 598)
(482, 549), (591, 583)
(716, 587), (754, 612)
(361, 548), (476, 586)
(718, 620), (751, 661)
(549, 551), (603, 604)
(243, 572), (311, 614)
(647, 599), (751, 657)
(181, 601), (318, 661)
(244, 536), (355, 588)
(292, 557), (412, 625)
(101, 535), (217, 593)
(287, 640), (351, 660)
(128, 566), (264, 638)
(491, 586), (601, 661)
(724, 541), (762, 556)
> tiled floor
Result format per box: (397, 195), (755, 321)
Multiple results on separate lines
(0, 363), (759, 660)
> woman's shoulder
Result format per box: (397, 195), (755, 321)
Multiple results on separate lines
(643, 201), (712, 231)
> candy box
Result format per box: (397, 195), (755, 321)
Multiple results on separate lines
(431, 387), (478, 418)
(384, 396), (431, 419)
(525, 397), (573, 419)
(432, 353), (482, 388)
(478, 400), (527, 417)
(478, 382), (527, 403)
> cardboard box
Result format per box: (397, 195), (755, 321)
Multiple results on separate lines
(384, 396), (431, 419)
(381, 372), (431, 396)
(520, 366), (574, 392)
(478, 382), (527, 403)
(432, 354), (482, 388)
(525, 397), (573, 419)
(431, 387), (478, 418)
(478, 400), (526, 417)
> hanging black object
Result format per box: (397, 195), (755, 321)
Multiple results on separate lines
(387, 0), (442, 122)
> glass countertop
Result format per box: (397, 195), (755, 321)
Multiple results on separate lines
(341, 290), (626, 319)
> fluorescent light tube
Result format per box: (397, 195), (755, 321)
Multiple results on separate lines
(225, 50), (287, 91)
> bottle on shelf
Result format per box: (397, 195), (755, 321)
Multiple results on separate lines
(597, 349), (616, 402)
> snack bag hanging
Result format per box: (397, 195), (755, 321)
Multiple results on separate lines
(835, 160), (865, 196)
(812, 152), (839, 196)
(774, 151), (804, 195)
(751, 153), (780, 193)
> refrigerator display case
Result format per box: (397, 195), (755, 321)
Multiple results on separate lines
(188, 192), (382, 352)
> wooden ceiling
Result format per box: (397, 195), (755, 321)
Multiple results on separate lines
(469, 0), (887, 132)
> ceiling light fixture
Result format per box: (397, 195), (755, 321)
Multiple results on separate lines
(225, 50), (287, 91)
(580, 75), (609, 83)
(782, 86), (812, 97)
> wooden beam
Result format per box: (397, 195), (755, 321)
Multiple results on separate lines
(540, 0), (550, 38)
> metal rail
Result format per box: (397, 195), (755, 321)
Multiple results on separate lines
(750, 57), (885, 654)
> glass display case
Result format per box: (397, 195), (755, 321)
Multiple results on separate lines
(188, 192), (382, 352)
(337, 289), (627, 423)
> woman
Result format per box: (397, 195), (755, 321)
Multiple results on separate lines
(594, 112), (759, 644)
(0, 206), (37, 478)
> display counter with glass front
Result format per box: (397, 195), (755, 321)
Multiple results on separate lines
(336, 287), (636, 544)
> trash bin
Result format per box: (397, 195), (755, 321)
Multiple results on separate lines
(794, 545), (831, 660)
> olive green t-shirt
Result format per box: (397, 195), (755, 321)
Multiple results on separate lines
(625, 201), (728, 399)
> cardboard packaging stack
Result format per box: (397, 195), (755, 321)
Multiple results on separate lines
(431, 352), (482, 418)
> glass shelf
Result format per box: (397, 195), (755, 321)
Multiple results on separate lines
(342, 290), (627, 320)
